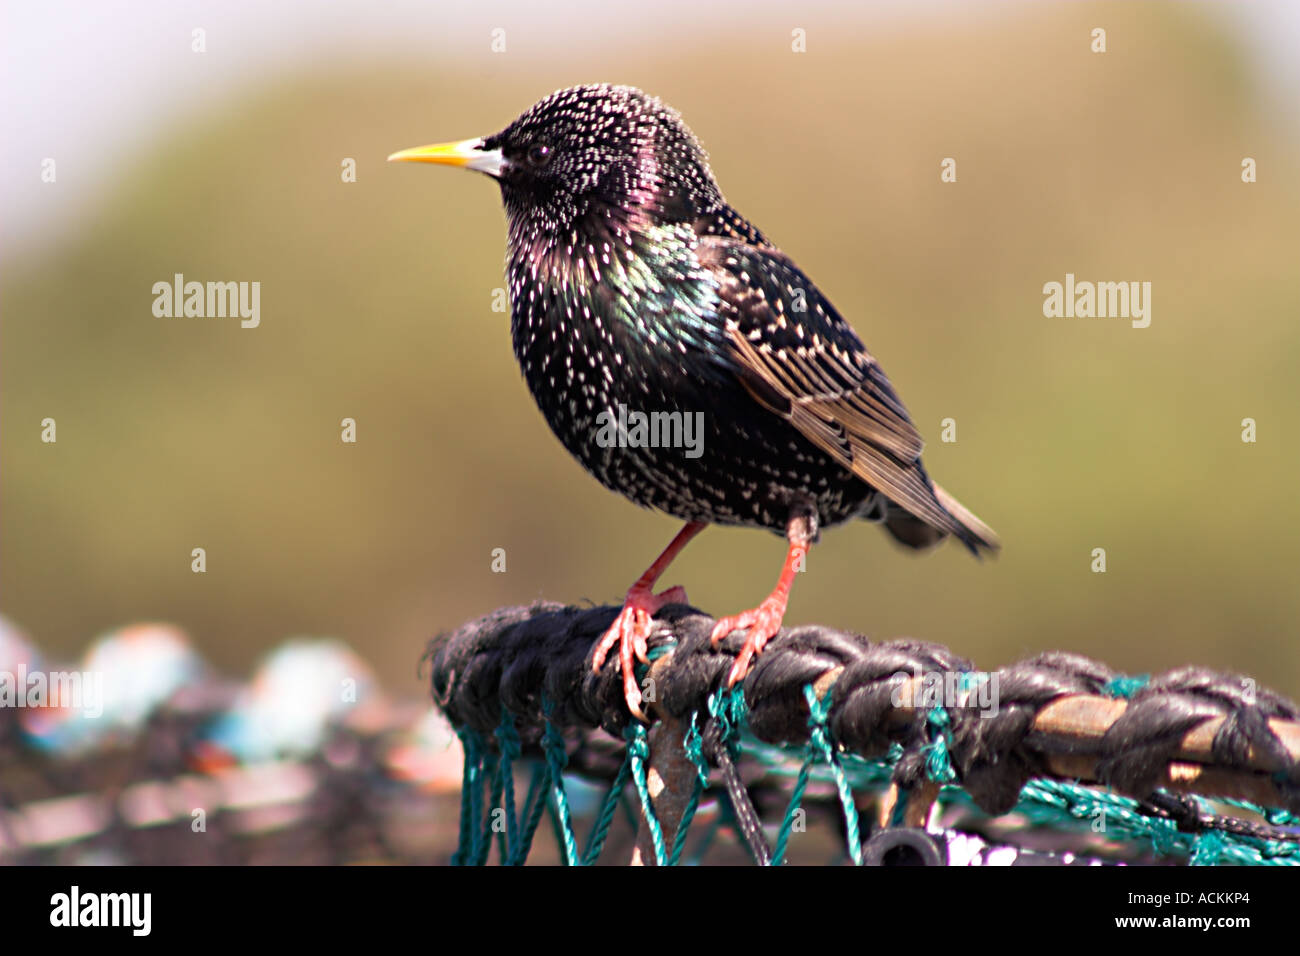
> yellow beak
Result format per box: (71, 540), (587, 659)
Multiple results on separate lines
(387, 137), (504, 176)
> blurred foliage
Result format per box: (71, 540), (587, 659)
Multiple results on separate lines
(3, 3), (1299, 695)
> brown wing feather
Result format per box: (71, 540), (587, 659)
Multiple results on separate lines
(702, 236), (997, 551)
(727, 326), (959, 536)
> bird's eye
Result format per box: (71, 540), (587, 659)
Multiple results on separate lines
(526, 142), (552, 167)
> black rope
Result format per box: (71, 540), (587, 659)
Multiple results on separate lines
(1138, 790), (1300, 845)
(426, 602), (1300, 815)
(700, 715), (771, 865)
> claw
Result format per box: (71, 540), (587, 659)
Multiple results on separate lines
(592, 584), (688, 721)
(710, 595), (789, 687)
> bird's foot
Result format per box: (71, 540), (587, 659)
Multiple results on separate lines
(710, 593), (789, 687)
(592, 584), (689, 721)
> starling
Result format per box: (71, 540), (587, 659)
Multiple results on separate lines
(391, 84), (998, 720)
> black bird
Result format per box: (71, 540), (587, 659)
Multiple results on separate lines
(391, 84), (997, 720)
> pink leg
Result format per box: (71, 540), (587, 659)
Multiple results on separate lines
(592, 521), (706, 721)
(710, 538), (808, 686)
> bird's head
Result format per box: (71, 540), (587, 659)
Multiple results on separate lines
(390, 84), (723, 251)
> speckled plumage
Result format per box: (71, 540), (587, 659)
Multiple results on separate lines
(471, 84), (997, 552)
(394, 83), (998, 716)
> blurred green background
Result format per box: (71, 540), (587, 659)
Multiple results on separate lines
(4, 2), (1299, 697)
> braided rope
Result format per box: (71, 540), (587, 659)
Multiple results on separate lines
(428, 601), (1300, 865)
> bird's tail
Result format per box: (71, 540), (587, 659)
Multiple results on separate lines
(883, 482), (1000, 557)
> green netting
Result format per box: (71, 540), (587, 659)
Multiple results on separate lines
(449, 682), (1300, 867)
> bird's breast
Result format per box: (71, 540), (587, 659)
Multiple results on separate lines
(506, 253), (710, 470)
(501, 237), (877, 531)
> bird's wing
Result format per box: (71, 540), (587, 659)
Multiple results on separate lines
(698, 235), (965, 538)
